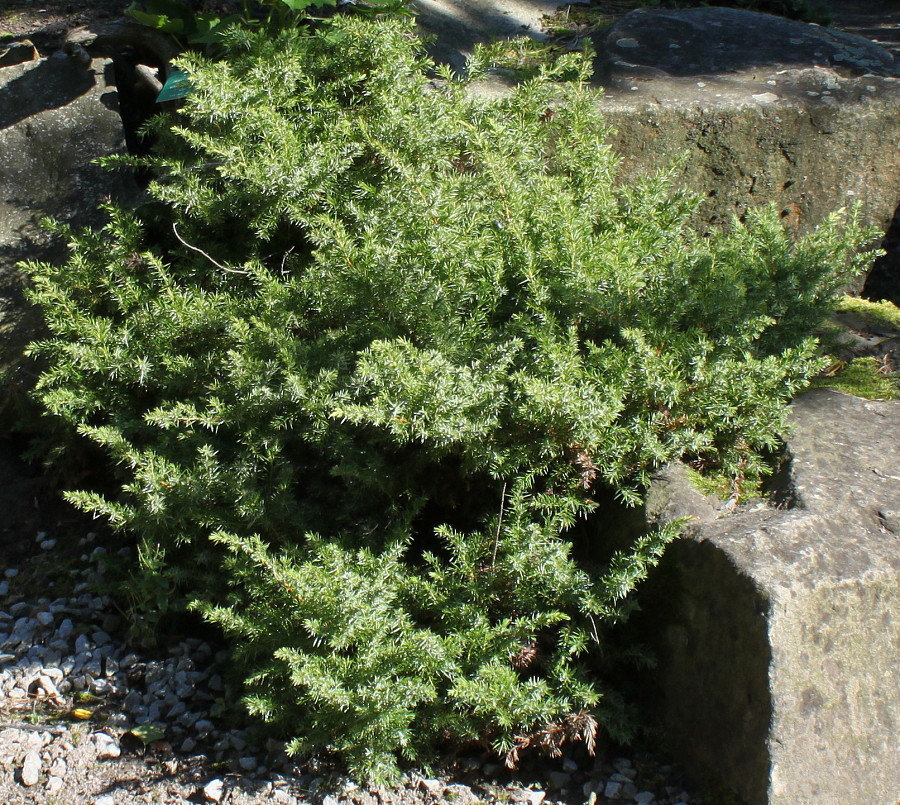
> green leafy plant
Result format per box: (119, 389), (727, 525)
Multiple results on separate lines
(126, 0), (244, 48)
(24, 17), (871, 781)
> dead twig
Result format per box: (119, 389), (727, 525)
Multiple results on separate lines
(172, 223), (248, 274)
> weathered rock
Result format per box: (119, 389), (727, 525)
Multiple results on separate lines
(0, 40), (38, 69)
(421, 4), (899, 239)
(640, 389), (900, 805)
(645, 462), (720, 535)
(64, 21), (180, 65)
(595, 7), (897, 80)
(591, 8), (900, 237)
(0, 54), (138, 416)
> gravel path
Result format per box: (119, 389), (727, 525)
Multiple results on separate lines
(0, 554), (699, 805)
(0, 435), (701, 805)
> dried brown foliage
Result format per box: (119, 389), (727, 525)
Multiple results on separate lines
(505, 711), (598, 769)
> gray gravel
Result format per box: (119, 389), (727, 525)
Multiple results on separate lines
(0, 527), (700, 805)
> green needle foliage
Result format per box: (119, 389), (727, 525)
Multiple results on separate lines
(23, 16), (871, 780)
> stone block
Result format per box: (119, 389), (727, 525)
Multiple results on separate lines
(420, 3), (900, 238)
(641, 389), (900, 804)
(0, 53), (138, 414)
(592, 8), (900, 238)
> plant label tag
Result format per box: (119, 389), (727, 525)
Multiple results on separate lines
(157, 68), (192, 102)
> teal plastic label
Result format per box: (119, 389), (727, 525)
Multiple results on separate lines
(157, 68), (192, 102)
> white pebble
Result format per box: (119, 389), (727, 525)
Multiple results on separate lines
(4, 568), (19, 579)
(92, 630), (111, 645)
(194, 719), (215, 734)
(203, 778), (226, 802)
(604, 781), (623, 799)
(20, 750), (42, 786)
(634, 793), (655, 803)
(94, 795), (116, 805)
(37, 675), (61, 698)
(94, 732), (121, 759)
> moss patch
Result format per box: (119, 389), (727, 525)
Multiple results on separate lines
(810, 357), (899, 400)
(544, 4), (617, 38)
(834, 295), (900, 331)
